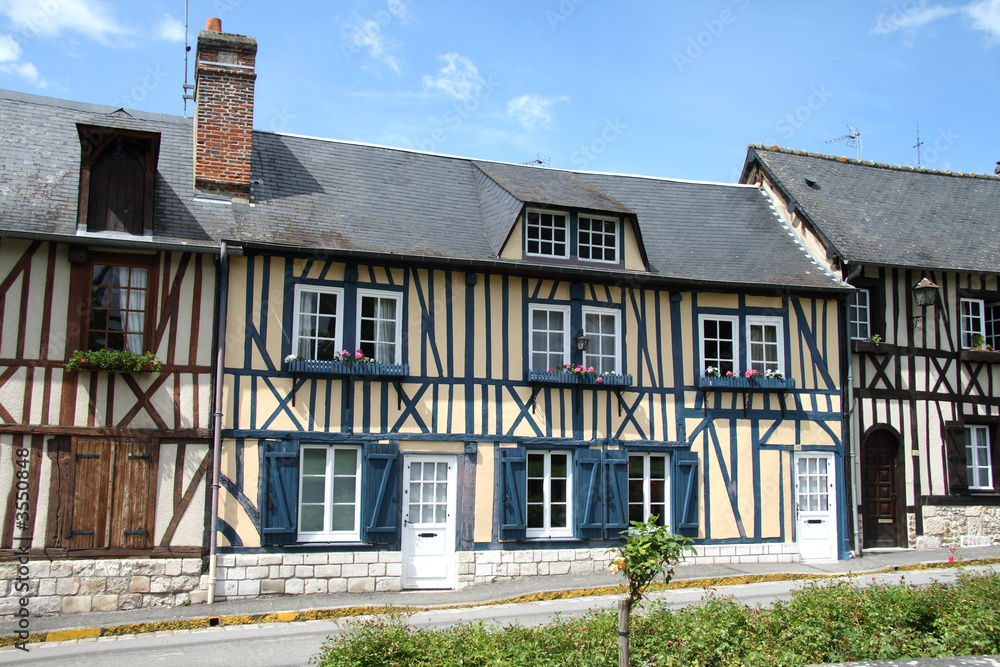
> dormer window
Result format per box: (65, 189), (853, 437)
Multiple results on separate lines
(578, 215), (618, 263)
(77, 126), (160, 236)
(523, 208), (623, 265)
(525, 209), (569, 258)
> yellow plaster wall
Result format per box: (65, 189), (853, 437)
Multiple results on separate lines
(474, 443), (495, 542)
(623, 220), (645, 271)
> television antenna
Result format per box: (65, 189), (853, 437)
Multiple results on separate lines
(182, 0), (194, 114)
(913, 124), (924, 168)
(521, 153), (550, 167)
(826, 125), (861, 160)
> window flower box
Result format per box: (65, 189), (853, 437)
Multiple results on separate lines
(852, 340), (896, 355)
(65, 349), (163, 374)
(698, 376), (795, 391)
(960, 349), (1000, 363)
(528, 370), (633, 387)
(286, 359), (409, 377)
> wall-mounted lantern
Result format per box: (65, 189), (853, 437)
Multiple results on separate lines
(912, 277), (940, 307)
(574, 329), (590, 352)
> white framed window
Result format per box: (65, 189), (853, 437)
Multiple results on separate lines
(526, 451), (572, 538)
(582, 306), (621, 375)
(961, 299), (985, 349)
(700, 314), (738, 375)
(747, 317), (783, 374)
(966, 425), (993, 490)
(529, 304), (570, 371)
(848, 289), (871, 340)
(628, 453), (670, 527)
(525, 209), (569, 258)
(578, 215), (618, 263)
(298, 445), (361, 542)
(293, 285), (344, 361)
(357, 289), (403, 364)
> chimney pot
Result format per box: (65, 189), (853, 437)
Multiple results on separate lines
(206, 17), (221, 32)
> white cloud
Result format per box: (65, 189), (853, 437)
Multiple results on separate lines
(386, 0), (411, 22)
(506, 94), (567, 130)
(0, 0), (130, 45)
(422, 53), (484, 102)
(870, 4), (957, 35)
(344, 17), (403, 74)
(155, 12), (184, 42)
(0, 59), (42, 85)
(0, 32), (20, 61)
(965, 0), (1000, 41)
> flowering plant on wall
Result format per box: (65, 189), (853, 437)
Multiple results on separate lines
(704, 366), (721, 377)
(334, 349), (377, 364)
(744, 369), (762, 381)
(725, 369), (740, 379)
(550, 363), (597, 377)
(765, 369), (784, 381)
(66, 349), (163, 374)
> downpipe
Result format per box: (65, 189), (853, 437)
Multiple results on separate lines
(207, 241), (231, 604)
(843, 263), (863, 556)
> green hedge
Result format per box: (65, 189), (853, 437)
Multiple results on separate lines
(312, 570), (1000, 666)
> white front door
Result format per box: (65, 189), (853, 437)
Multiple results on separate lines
(401, 455), (457, 589)
(794, 452), (838, 562)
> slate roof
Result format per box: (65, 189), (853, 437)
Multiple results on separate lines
(0, 89), (845, 291)
(743, 144), (1000, 273)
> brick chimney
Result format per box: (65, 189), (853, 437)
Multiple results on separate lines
(193, 18), (257, 196)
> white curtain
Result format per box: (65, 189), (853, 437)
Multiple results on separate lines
(376, 297), (397, 363)
(122, 266), (147, 353)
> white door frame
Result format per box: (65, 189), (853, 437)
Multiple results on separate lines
(793, 451), (838, 563)
(401, 454), (457, 589)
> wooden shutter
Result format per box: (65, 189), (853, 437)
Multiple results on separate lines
(499, 446), (526, 541)
(109, 441), (157, 549)
(362, 442), (399, 544)
(575, 448), (603, 539)
(262, 440), (299, 546)
(944, 424), (968, 494)
(672, 450), (700, 537)
(603, 448), (629, 538)
(67, 438), (112, 549)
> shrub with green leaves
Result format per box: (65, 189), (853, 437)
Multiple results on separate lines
(607, 515), (695, 606)
(312, 571), (1000, 667)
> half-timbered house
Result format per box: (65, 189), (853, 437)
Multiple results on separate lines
(741, 145), (1000, 552)
(187, 22), (851, 599)
(0, 25), (261, 613)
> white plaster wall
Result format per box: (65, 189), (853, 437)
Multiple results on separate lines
(153, 444), (209, 548)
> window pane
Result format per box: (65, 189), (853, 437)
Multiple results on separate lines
(330, 507), (354, 532)
(300, 505), (324, 532)
(303, 449), (326, 475)
(301, 477), (325, 504)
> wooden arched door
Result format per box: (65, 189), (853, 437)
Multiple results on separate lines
(861, 430), (902, 548)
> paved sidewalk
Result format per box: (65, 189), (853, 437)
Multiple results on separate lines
(3, 544), (999, 644)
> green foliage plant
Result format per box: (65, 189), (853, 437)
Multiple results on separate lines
(65, 349), (163, 374)
(607, 515), (695, 607)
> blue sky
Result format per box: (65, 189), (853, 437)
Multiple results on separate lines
(0, 0), (998, 182)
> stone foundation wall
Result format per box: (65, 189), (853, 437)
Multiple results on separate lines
(916, 506), (1000, 549)
(0, 558), (206, 617)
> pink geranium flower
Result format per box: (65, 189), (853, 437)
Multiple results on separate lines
(355, 350), (364, 359)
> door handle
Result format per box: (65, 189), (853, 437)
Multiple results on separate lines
(418, 532), (437, 538)
(807, 519), (824, 524)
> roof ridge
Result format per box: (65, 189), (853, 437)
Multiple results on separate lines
(748, 142), (1000, 181)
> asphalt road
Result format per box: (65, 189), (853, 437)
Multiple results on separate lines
(0, 566), (993, 667)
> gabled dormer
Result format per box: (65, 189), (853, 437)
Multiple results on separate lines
(472, 161), (648, 271)
(76, 125), (160, 236)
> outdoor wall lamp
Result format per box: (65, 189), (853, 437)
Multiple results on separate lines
(912, 277), (940, 307)
(574, 329), (590, 352)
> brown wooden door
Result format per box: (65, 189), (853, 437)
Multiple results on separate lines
(861, 431), (901, 548)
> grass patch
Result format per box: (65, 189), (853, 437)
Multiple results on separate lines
(311, 569), (1000, 666)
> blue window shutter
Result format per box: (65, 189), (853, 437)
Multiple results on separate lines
(604, 448), (629, 538)
(575, 448), (603, 539)
(499, 446), (526, 541)
(362, 442), (399, 544)
(262, 440), (298, 546)
(672, 450), (699, 537)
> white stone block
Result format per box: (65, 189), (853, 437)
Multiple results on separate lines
(738, 555), (759, 564)
(294, 565), (314, 578)
(375, 577), (400, 592)
(246, 566), (269, 580)
(219, 554), (236, 567)
(735, 544), (751, 556)
(500, 550), (514, 563)
(278, 565), (296, 578)
(215, 580), (238, 598)
(226, 567), (246, 580)
(303, 553), (328, 565)
(514, 550), (534, 563)
(369, 563), (386, 577)
(759, 554), (779, 564)
(569, 560), (594, 575)
(182, 559), (202, 575)
(258, 554), (283, 566)
(549, 561), (571, 575)
(749, 544), (764, 555)
(238, 580), (260, 596)
(718, 545), (736, 556)
(285, 578), (305, 595)
(348, 577), (375, 593)
(304, 580), (327, 595)
(235, 554), (258, 567)
(477, 551), (500, 564)
(315, 564), (342, 578)
(342, 563), (368, 578)
(520, 562), (538, 576)
(386, 562), (401, 577)
(355, 552), (379, 564)
(282, 554), (304, 565)
(328, 552), (354, 564)
(379, 551), (402, 563)
(328, 578), (348, 593)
